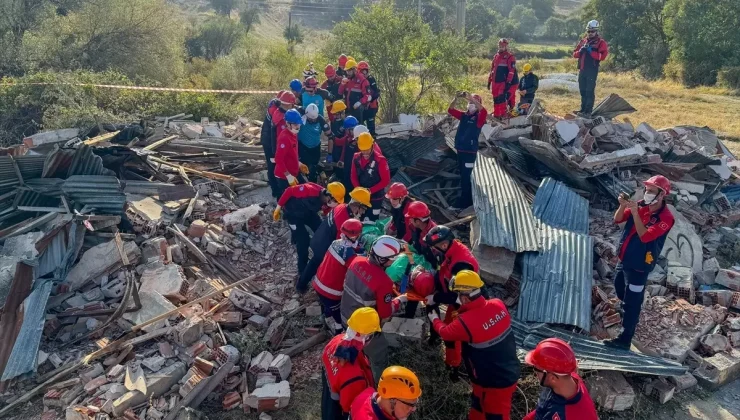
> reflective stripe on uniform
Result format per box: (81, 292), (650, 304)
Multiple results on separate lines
(313, 276), (343, 297)
(629, 284), (645, 293)
(467, 327), (512, 349)
(343, 285), (377, 307)
(289, 224), (297, 230)
(372, 209), (381, 215)
(464, 162), (475, 168)
(328, 245), (346, 265)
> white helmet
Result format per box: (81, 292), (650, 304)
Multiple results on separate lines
(587, 20), (599, 31)
(305, 103), (319, 119)
(371, 235), (402, 259)
(353, 124), (369, 139)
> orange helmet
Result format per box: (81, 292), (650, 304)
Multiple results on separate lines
(378, 366), (422, 400)
(357, 61), (370, 72)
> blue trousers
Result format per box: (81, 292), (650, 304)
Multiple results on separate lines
(614, 267), (648, 345)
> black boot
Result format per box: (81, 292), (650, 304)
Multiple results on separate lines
(603, 338), (631, 350)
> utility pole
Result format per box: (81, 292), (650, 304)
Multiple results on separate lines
(456, 0), (466, 37)
(288, 11), (292, 28)
(417, 0), (422, 18)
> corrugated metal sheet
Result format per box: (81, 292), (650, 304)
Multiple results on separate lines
(124, 181), (176, 196)
(375, 135), (446, 172)
(663, 149), (721, 166)
(471, 154), (539, 252)
(519, 225), (593, 330)
(532, 178), (589, 235)
(513, 320), (687, 376)
(591, 93), (637, 119)
(721, 184), (740, 204)
(42, 145), (115, 178)
(62, 175), (126, 215)
(0, 278), (53, 381)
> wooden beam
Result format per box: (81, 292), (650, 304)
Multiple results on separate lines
(83, 131), (120, 146)
(143, 135), (177, 151)
(280, 331), (329, 357)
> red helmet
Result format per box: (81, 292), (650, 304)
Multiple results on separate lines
(357, 61), (370, 72)
(404, 201), (430, 219)
(325, 64), (336, 78)
(305, 77), (318, 88)
(385, 182), (408, 200)
(276, 90), (286, 99)
(524, 338), (577, 375)
(278, 91), (296, 105)
(471, 94), (482, 103)
(498, 38), (509, 47)
(341, 219), (363, 238)
(643, 175), (671, 195)
(338, 54), (348, 67)
(410, 269), (435, 297)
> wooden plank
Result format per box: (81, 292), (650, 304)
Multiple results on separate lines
(143, 135), (177, 151)
(83, 131), (120, 146)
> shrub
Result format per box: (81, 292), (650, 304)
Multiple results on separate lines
(718, 67), (740, 90)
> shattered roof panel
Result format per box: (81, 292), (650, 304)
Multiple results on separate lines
(62, 175), (126, 215)
(591, 93), (637, 119)
(471, 154), (539, 252)
(375, 135), (445, 172)
(513, 320), (687, 376)
(532, 178), (589, 235)
(519, 225), (593, 331)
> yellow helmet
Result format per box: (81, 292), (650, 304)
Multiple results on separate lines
(347, 56), (356, 63)
(357, 132), (374, 152)
(345, 59), (358, 70)
(331, 100), (347, 113)
(449, 270), (484, 293)
(349, 187), (371, 207)
(326, 182), (346, 204)
(346, 307), (381, 335)
(523, 63), (532, 73)
(378, 366), (422, 400)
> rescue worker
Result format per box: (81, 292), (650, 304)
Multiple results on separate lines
(313, 218), (366, 334)
(518, 63), (539, 115)
(605, 175), (674, 350)
(424, 225), (479, 380)
(350, 366), (422, 420)
(405, 201), (437, 267)
(487, 38), (517, 118)
(428, 270), (520, 420)
(338, 59), (372, 122)
(351, 133), (391, 222)
(321, 307), (380, 420)
(299, 103), (333, 182)
(290, 79), (304, 106)
(384, 182), (414, 242)
(274, 181), (345, 277)
(523, 338), (598, 420)
(447, 92), (486, 210)
(341, 235), (407, 382)
(328, 113), (355, 183)
(297, 187), (371, 293)
(302, 77), (334, 117)
(274, 108), (309, 197)
(323, 66), (343, 121)
(260, 90), (283, 198)
(573, 20), (609, 117)
(339, 122), (370, 199)
(337, 54), (348, 77)
(357, 61), (380, 137)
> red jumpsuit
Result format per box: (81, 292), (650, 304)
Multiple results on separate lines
(435, 240), (480, 368)
(433, 297), (520, 420)
(489, 51), (517, 117)
(338, 73), (372, 121)
(350, 148), (391, 221)
(273, 128), (299, 181)
(322, 335), (374, 415)
(349, 388), (390, 420)
(313, 238), (363, 327)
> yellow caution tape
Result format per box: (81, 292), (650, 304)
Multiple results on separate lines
(0, 81), (276, 95)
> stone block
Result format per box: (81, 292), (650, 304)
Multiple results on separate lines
(80, 363), (105, 384)
(248, 315), (269, 329)
(668, 373), (697, 391)
(268, 354), (292, 381)
(643, 377), (675, 404)
(140, 264), (188, 301)
(113, 362), (186, 416)
(249, 351), (274, 374)
(660, 205), (703, 273)
(230, 289), (271, 315)
(693, 347), (740, 390)
(263, 317), (286, 348)
(703, 257), (720, 273)
(187, 220), (207, 238)
(175, 316), (204, 347)
(122, 291), (176, 332)
(382, 317), (426, 348)
(142, 355), (166, 372)
(255, 372), (277, 388)
(715, 269), (740, 292)
(244, 381), (291, 411)
(181, 124), (203, 139)
(305, 303), (322, 317)
(223, 391), (242, 410)
(206, 241), (226, 256)
(696, 270), (717, 286)
(700, 334), (731, 356)
(141, 237), (168, 263)
(66, 240), (141, 292)
(159, 342), (175, 358)
(585, 371), (635, 412)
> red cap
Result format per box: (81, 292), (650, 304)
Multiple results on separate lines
(278, 91), (296, 105)
(405, 201), (430, 219)
(357, 61), (369, 71)
(385, 182), (408, 200)
(338, 54), (348, 67)
(643, 175), (671, 194)
(325, 64), (336, 78)
(524, 338), (577, 375)
(305, 77), (318, 88)
(341, 219), (363, 237)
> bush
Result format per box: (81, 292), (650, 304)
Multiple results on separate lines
(186, 16), (246, 61)
(717, 67), (740, 90)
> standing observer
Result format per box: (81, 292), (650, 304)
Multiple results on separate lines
(447, 92), (486, 211)
(573, 20), (609, 117)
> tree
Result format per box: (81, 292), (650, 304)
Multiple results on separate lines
(283, 24), (304, 52)
(509, 5), (538, 40)
(530, 0), (555, 21)
(21, 0), (186, 84)
(210, 0), (236, 15)
(327, 3), (470, 122)
(239, 5), (261, 33)
(466, 2), (500, 41)
(664, 0), (740, 85)
(543, 16), (567, 39)
(187, 17), (245, 60)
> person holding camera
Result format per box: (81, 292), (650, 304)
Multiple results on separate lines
(447, 91), (486, 210)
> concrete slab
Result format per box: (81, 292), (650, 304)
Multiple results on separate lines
(660, 205), (703, 273)
(140, 263), (188, 301)
(244, 381), (290, 411)
(113, 362), (186, 416)
(122, 291), (176, 332)
(65, 240), (141, 292)
(383, 317), (426, 348)
(694, 348), (740, 391)
(585, 371), (635, 411)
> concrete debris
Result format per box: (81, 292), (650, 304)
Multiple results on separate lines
(244, 381), (291, 411)
(585, 371), (635, 411)
(699, 334), (732, 356)
(65, 240), (141, 292)
(122, 291), (177, 331)
(383, 317), (426, 347)
(643, 377), (675, 404)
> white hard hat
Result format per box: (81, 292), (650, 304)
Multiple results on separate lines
(353, 124), (369, 139)
(587, 20), (599, 30)
(305, 103), (319, 119)
(371, 235), (402, 259)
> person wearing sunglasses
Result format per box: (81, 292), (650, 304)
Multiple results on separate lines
(428, 270), (520, 420)
(572, 20), (609, 117)
(350, 366), (421, 420)
(523, 338), (598, 420)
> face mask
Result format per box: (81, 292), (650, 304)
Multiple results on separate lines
(344, 327), (369, 344)
(455, 296), (462, 305)
(289, 127), (300, 134)
(467, 103), (477, 113)
(391, 200), (402, 209)
(643, 192), (658, 204)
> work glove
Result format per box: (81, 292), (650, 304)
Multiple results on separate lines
(337, 161), (344, 168)
(427, 312), (439, 323)
(270, 158), (276, 163)
(586, 45), (593, 53)
(342, 78), (349, 84)
(273, 206), (282, 221)
(325, 155), (333, 163)
(299, 163), (309, 175)
(425, 294), (436, 306)
(286, 174), (298, 186)
(353, 101), (362, 109)
(395, 294), (408, 304)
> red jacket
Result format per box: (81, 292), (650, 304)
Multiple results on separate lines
(349, 388), (389, 420)
(489, 51), (516, 85)
(340, 256), (396, 322)
(350, 149), (391, 196)
(274, 129), (299, 180)
(313, 239), (362, 299)
(277, 182), (323, 208)
(331, 204), (352, 240)
(523, 373), (598, 420)
(322, 335), (374, 413)
(438, 240), (480, 291)
(339, 73), (372, 107)
(573, 37), (609, 71)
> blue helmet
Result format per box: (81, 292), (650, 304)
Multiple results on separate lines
(284, 109), (303, 125)
(289, 79), (303, 92)
(343, 116), (359, 129)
